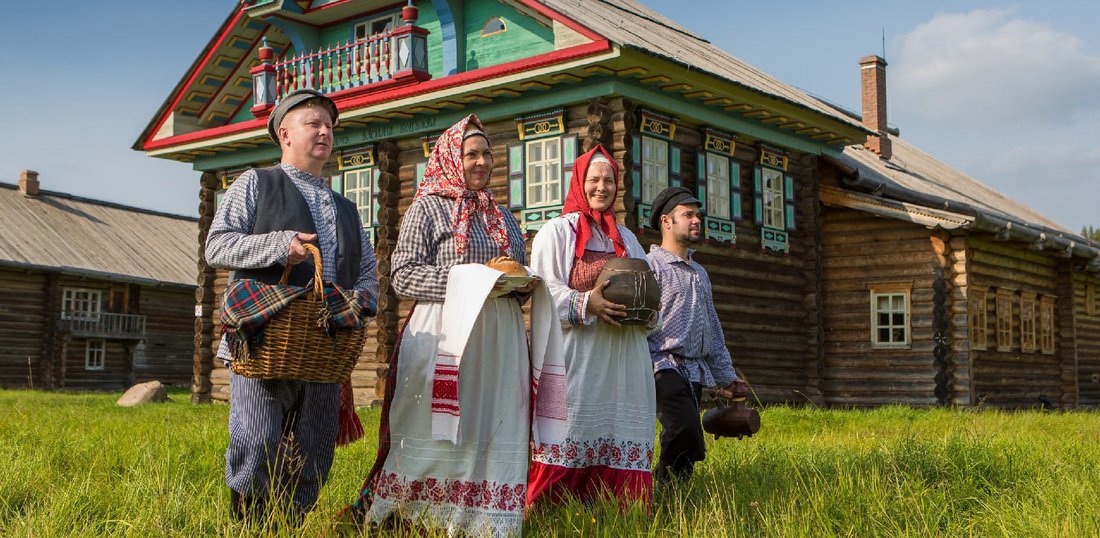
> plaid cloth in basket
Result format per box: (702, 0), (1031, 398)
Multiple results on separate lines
(221, 277), (377, 360)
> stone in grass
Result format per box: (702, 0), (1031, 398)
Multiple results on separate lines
(117, 380), (169, 407)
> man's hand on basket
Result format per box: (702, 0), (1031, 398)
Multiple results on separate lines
(288, 232), (317, 266)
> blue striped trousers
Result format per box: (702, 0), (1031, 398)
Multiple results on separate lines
(225, 373), (340, 511)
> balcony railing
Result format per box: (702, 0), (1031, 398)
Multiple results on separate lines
(251, 19), (430, 115)
(59, 313), (147, 340)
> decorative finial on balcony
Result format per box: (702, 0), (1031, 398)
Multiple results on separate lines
(258, 37), (273, 64)
(402, 0), (419, 24)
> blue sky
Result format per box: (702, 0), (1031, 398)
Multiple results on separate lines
(2, 1), (1098, 232)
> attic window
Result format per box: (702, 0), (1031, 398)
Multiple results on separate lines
(481, 17), (507, 37)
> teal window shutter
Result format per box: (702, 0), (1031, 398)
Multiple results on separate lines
(414, 161), (427, 192)
(752, 166), (764, 226)
(730, 161), (742, 221)
(562, 135), (578, 195)
(670, 146), (682, 188)
(696, 152), (707, 209)
(331, 174), (343, 194)
(371, 168), (381, 227)
(507, 143), (524, 209)
(631, 136), (641, 200)
(784, 174), (796, 231)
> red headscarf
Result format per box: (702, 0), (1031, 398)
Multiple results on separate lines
(415, 114), (510, 256)
(561, 144), (626, 259)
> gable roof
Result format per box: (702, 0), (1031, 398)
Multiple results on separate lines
(541, 0), (865, 131)
(136, 0), (866, 156)
(0, 182), (198, 286)
(829, 137), (1100, 267)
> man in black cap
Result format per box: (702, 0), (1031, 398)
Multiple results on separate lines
(205, 89), (378, 522)
(646, 186), (746, 483)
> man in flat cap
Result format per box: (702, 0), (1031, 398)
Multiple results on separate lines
(205, 89), (378, 522)
(646, 186), (746, 484)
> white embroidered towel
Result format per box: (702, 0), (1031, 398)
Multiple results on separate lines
(430, 263), (503, 443)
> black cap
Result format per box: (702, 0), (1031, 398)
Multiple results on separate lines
(266, 89), (339, 143)
(649, 186), (702, 229)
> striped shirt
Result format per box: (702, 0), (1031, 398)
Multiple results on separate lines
(206, 162), (379, 360)
(646, 245), (737, 388)
(392, 194), (527, 303)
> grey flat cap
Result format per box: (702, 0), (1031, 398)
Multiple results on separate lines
(649, 186), (702, 229)
(266, 89), (339, 143)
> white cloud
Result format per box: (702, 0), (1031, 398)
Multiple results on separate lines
(892, 8), (1100, 125)
(970, 141), (1100, 189)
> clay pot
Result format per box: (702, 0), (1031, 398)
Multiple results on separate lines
(701, 384), (760, 439)
(593, 257), (660, 325)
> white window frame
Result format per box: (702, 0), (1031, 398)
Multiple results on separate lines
(342, 166), (377, 230)
(870, 286), (910, 349)
(354, 14), (398, 40)
(705, 153), (731, 219)
(85, 339), (105, 371)
(641, 136), (668, 204)
(62, 288), (101, 321)
(761, 166), (785, 229)
(525, 137), (562, 208)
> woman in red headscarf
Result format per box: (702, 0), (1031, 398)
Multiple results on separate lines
(526, 144), (656, 509)
(347, 114), (538, 536)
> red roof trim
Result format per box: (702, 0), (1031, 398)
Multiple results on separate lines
(144, 7), (247, 148)
(514, 0), (604, 41)
(142, 39), (610, 151)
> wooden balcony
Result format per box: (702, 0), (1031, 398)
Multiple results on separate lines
(250, 23), (430, 116)
(58, 313), (147, 340)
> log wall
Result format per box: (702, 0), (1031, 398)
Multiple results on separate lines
(135, 285), (196, 385)
(0, 268), (48, 389)
(967, 237), (1062, 408)
(819, 207), (943, 407)
(1074, 272), (1100, 406)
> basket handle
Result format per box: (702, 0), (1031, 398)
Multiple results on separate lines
(279, 242), (324, 295)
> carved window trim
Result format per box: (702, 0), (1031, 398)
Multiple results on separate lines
(996, 288), (1015, 352)
(1040, 296), (1056, 355)
(969, 286), (988, 351)
(1020, 292), (1037, 353)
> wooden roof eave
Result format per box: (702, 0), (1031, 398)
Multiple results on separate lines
(829, 155), (1100, 264)
(819, 184), (971, 230)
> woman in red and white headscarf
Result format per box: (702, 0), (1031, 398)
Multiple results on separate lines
(346, 114), (556, 536)
(526, 144), (655, 509)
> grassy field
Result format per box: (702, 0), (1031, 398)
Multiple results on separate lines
(2, 389), (1099, 537)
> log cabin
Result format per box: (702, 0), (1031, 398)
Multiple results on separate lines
(818, 56), (1100, 409)
(133, 1), (1100, 409)
(0, 171), (198, 391)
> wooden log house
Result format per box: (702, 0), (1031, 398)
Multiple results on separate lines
(134, 0), (1100, 408)
(0, 171), (199, 391)
(817, 56), (1100, 408)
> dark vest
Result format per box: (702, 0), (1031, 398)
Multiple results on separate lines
(233, 166), (362, 289)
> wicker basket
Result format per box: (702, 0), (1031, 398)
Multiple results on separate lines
(231, 244), (367, 383)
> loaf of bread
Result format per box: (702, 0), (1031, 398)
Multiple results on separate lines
(486, 256), (527, 277)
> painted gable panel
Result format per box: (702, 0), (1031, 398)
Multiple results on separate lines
(464, 0), (554, 72)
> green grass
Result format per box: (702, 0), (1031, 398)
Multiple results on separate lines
(2, 389), (1099, 537)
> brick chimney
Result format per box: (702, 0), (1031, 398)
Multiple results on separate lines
(860, 55), (892, 159)
(18, 170), (40, 196)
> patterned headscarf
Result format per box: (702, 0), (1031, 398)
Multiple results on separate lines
(561, 144), (626, 259)
(415, 114), (510, 256)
